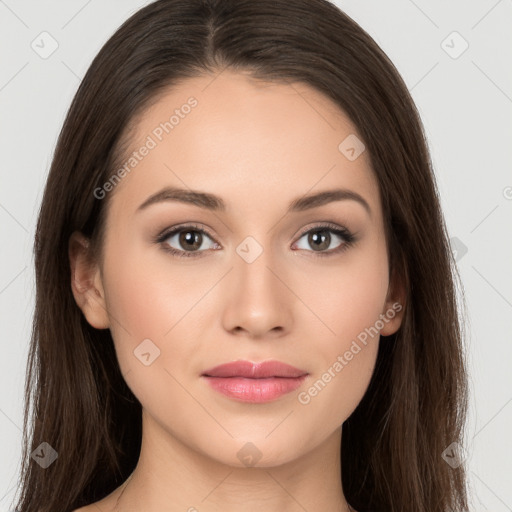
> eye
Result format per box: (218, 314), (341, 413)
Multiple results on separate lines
(155, 222), (356, 259)
(292, 223), (356, 257)
(156, 223), (219, 258)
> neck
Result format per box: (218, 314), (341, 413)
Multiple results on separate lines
(108, 409), (353, 512)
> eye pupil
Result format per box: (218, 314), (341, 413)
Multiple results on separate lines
(179, 230), (202, 250)
(309, 230), (330, 251)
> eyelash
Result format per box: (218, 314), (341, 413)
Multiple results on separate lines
(154, 222), (356, 259)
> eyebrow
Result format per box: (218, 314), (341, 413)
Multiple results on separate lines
(136, 186), (371, 216)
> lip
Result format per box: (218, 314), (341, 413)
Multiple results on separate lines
(201, 360), (309, 403)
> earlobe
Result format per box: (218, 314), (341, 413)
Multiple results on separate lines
(68, 231), (110, 330)
(380, 271), (407, 337)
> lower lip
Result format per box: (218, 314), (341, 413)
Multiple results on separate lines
(202, 375), (308, 403)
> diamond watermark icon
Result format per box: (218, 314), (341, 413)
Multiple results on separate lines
(441, 442), (466, 468)
(236, 236), (264, 264)
(134, 338), (161, 366)
(237, 442), (263, 467)
(441, 31), (469, 59)
(338, 134), (365, 161)
(31, 441), (58, 468)
(31, 31), (59, 59)
(449, 237), (468, 262)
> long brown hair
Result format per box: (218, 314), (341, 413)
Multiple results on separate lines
(14, 0), (470, 510)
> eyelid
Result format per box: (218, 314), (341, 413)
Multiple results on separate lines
(294, 221), (348, 239)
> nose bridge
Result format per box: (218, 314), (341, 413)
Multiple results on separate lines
(221, 232), (292, 336)
(234, 233), (280, 299)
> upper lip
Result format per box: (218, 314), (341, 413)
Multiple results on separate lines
(201, 360), (308, 379)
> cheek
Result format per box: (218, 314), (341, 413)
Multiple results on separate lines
(101, 242), (219, 374)
(100, 251), (211, 417)
(294, 236), (389, 350)
(294, 281), (384, 437)
(296, 339), (379, 443)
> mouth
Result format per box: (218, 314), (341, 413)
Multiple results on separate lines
(201, 360), (309, 403)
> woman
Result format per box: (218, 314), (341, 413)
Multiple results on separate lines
(14, 0), (470, 511)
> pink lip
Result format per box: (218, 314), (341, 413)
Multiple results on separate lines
(201, 360), (309, 403)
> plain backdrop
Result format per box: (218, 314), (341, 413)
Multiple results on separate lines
(0, 1), (511, 510)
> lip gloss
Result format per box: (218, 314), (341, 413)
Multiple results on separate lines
(202, 375), (307, 403)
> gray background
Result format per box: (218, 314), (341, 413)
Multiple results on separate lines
(1, 0), (511, 510)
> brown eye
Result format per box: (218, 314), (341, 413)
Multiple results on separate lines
(292, 224), (356, 257)
(307, 229), (332, 251)
(177, 230), (203, 251)
(158, 224), (219, 258)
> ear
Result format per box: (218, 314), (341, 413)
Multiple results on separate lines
(68, 231), (110, 329)
(379, 265), (407, 337)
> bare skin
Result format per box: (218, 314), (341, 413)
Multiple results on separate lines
(70, 69), (405, 512)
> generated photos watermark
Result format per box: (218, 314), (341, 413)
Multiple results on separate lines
(297, 301), (403, 405)
(93, 96), (198, 200)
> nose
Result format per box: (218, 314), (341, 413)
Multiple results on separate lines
(220, 242), (293, 340)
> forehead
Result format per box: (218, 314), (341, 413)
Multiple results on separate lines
(109, 70), (380, 220)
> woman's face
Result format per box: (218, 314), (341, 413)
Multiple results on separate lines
(71, 70), (403, 468)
